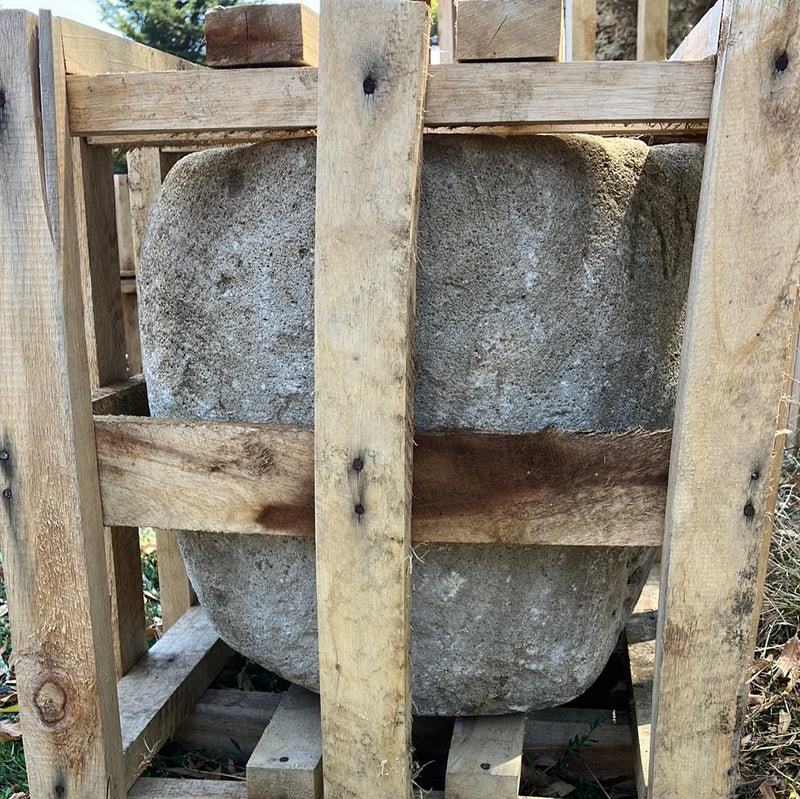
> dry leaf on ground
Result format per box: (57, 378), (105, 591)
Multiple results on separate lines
(0, 718), (22, 740)
(776, 634), (800, 679)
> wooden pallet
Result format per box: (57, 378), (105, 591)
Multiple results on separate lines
(1, 1), (799, 797)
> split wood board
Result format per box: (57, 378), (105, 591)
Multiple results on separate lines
(65, 60), (715, 145)
(205, 3), (319, 67)
(312, 1), (430, 796)
(670, 0), (724, 62)
(94, 417), (671, 547)
(455, 0), (563, 62)
(118, 606), (232, 788)
(651, 1), (800, 796)
(0, 10), (125, 796)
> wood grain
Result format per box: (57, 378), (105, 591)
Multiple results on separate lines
(313, 2), (429, 796)
(566, 0), (596, 60)
(59, 15), (200, 75)
(636, 0), (668, 60)
(205, 3), (319, 67)
(455, 0), (563, 62)
(670, 0), (723, 62)
(0, 10), (125, 796)
(94, 417), (670, 546)
(91, 373), (149, 416)
(65, 60), (715, 144)
(246, 685), (322, 798)
(651, 2), (800, 796)
(119, 606), (232, 788)
(437, 0), (455, 63)
(446, 714), (525, 799)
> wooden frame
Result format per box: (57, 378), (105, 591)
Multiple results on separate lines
(1, 2), (798, 798)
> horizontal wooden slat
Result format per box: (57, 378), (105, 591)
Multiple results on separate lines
(129, 780), (247, 798)
(59, 17), (200, 75)
(91, 373), (149, 416)
(119, 606), (232, 788)
(95, 416), (670, 546)
(66, 60), (715, 146)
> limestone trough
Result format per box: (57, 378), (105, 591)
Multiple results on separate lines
(137, 134), (703, 715)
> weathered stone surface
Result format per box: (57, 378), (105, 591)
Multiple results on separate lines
(138, 134), (703, 715)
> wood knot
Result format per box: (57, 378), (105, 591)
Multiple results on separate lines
(34, 680), (67, 725)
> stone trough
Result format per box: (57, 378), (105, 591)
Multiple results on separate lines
(137, 134), (703, 716)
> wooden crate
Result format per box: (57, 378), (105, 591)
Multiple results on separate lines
(1, 1), (799, 797)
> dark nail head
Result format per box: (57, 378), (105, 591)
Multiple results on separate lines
(352, 458), (364, 472)
(354, 503), (365, 516)
(750, 469), (760, 481)
(0, 451), (8, 461)
(776, 52), (789, 72)
(743, 501), (755, 519)
(0, 89), (5, 110)
(363, 76), (376, 95)
(2, 488), (11, 499)
(279, 756), (289, 763)
(480, 762), (491, 771)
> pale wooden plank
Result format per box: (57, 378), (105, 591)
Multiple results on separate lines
(670, 0), (723, 61)
(313, 2), (430, 797)
(127, 147), (162, 273)
(94, 417), (669, 545)
(446, 715), (525, 799)
(65, 60), (715, 142)
(0, 9), (125, 796)
(156, 527), (197, 632)
(206, 3), (319, 67)
(91, 374), (149, 416)
(437, 0), (455, 63)
(115, 174), (135, 275)
(455, 0), (562, 62)
(246, 685), (322, 799)
(636, 0), (668, 61)
(566, 0), (595, 60)
(119, 605), (232, 788)
(129, 779), (248, 798)
(650, 3), (800, 797)
(59, 16), (200, 75)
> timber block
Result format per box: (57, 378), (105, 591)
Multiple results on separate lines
(455, 0), (563, 62)
(205, 4), (319, 68)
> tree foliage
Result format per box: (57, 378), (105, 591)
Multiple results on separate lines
(99, 0), (240, 64)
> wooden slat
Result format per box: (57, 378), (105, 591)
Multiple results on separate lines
(91, 374), (149, 416)
(119, 605), (232, 788)
(130, 780), (248, 799)
(650, 3), (800, 797)
(156, 527), (197, 632)
(446, 715), (525, 799)
(455, 0), (563, 62)
(94, 417), (670, 546)
(115, 174), (136, 275)
(670, 0), (724, 62)
(205, 3), (319, 67)
(313, 2), (429, 797)
(59, 16), (200, 75)
(246, 685), (322, 799)
(65, 60), (715, 144)
(566, 0), (595, 60)
(627, 569), (660, 799)
(172, 688), (284, 759)
(437, 0), (455, 63)
(0, 10), (125, 797)
(636, 0), (668, 61)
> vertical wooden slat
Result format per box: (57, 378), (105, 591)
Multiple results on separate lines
(566, 0), (596, 60)
(73, 138), (148, 679)
(437, 0), (455, 63)
(636, 0), (669, 60)
(314, 1), (429, 796)
(651, 2), (800, 796)
(0, 9), (125, 797)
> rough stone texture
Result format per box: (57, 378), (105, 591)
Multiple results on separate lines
(595, 0), (717, 61)
(138, 134), (704, 715)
